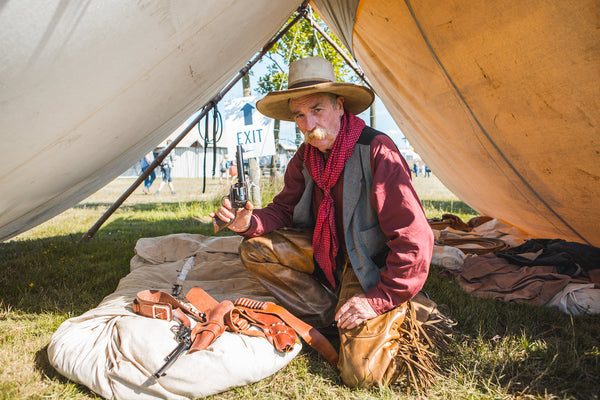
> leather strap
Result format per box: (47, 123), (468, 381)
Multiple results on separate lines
(234, 298), (339, 366)
(226, 307), (297, 353)
(132, 289), (205, 326)
(185, 286), (220, 312)
(133, 287), (339, 367)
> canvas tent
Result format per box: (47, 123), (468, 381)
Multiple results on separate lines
(1, 0), (598, 246)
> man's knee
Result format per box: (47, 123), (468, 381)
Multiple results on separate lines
(239, 236), (272, 270)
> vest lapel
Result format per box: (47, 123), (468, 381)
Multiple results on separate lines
(343, 144), (364, 233)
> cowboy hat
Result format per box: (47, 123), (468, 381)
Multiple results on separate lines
(256, 57), (374, 121)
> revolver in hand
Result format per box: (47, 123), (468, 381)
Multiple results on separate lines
(213, 144), (249, 233)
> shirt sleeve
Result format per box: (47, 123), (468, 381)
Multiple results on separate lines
(240, 144), (308, 237)
(364, 135), (434, 314)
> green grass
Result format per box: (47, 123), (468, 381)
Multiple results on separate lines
(0, 176), (598, 399)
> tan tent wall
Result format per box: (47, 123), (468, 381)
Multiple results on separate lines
(326, 0), (600, 245)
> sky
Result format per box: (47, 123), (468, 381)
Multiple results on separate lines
(220, 58), (413, 151)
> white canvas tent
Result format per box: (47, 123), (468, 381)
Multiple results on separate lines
(1, 0), (599, 246)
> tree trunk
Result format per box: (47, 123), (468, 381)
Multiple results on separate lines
(370, 101), (376, 128)
(271, 119), (280, 178)
(242, 73), (251, 97)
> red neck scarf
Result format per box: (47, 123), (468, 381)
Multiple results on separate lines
(305, 110), (365, 287)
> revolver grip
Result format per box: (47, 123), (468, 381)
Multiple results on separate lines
(212, 215), (231, 233)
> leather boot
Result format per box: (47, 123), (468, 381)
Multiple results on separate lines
(239, 228), (337, 328)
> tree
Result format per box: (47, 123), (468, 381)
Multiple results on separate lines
(254, 9), (359, 174)
(256, 11), (358, 95)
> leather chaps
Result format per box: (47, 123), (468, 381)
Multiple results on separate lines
(239, 227), (418, 388)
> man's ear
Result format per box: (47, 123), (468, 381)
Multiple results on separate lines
(336, 96), (345, 115)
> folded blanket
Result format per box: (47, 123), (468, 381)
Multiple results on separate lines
(457, 253), (599, 315)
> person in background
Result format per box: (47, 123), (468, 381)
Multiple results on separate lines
(211, 57), (435, 389)
(140, 151), (156, 195)
(425, 165), (431, 178)
(156, 140), (177, 195)
(219, 154), (230, 184)
(228, 158), (238, 182)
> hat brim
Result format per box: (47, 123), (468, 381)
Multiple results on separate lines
(255, 82), (375, 122)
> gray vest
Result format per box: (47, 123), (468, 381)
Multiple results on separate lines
(292, 127), (389, 291)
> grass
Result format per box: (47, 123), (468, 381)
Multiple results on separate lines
(1, 175), (598, 399)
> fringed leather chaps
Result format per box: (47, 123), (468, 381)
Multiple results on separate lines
(239, 227), (446, 390)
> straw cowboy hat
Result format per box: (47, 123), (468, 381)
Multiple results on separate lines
(256, 57), (374, 122)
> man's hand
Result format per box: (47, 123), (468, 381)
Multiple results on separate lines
(335, 294), (377, 330)
(209, 197), (254, 232)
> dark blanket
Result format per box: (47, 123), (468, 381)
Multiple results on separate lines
(494, 239), (600, 276)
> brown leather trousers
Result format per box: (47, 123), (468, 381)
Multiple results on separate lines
(239, 227), (407, 387)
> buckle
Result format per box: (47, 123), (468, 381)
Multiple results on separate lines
(152, 304), (172, 321)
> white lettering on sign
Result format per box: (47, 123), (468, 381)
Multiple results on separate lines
(236, 128), (263, 145)
(223, 96), (275, 157)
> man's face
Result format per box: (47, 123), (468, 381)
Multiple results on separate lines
(289, 92), (345, 154)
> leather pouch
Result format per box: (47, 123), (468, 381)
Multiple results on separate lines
(226, 307), (297, 352)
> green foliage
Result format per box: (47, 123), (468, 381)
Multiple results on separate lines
(256, 11), (357, 95)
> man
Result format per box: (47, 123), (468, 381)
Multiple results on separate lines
(211, 57), (434, 388)
(156, 139), (177, 195)
(140, 151), (156, 195)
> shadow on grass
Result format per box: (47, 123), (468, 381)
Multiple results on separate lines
(0, 214), (221, 315)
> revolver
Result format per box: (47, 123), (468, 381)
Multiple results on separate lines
(213, 144), (249, 233)
(153, 323), (192, 378)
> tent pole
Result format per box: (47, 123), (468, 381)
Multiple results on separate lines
(81, 3), (310, 242)
(80, 103), (214, 242)
(305, 13), (374, 91)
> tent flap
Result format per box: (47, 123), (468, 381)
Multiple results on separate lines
(0, 0), (298, 241)
(340, 0), (599, 245)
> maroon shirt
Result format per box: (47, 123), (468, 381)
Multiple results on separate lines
(241, 134), (432, 315)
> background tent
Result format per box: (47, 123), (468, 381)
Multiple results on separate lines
(314, 0), (600, 246)
(1, 0), (599, 246)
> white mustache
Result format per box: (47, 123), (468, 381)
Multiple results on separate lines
(305, 127), (329, 142)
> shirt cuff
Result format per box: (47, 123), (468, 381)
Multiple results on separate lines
(238, 215), (259, 237)
(365, 286), (394, 315)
